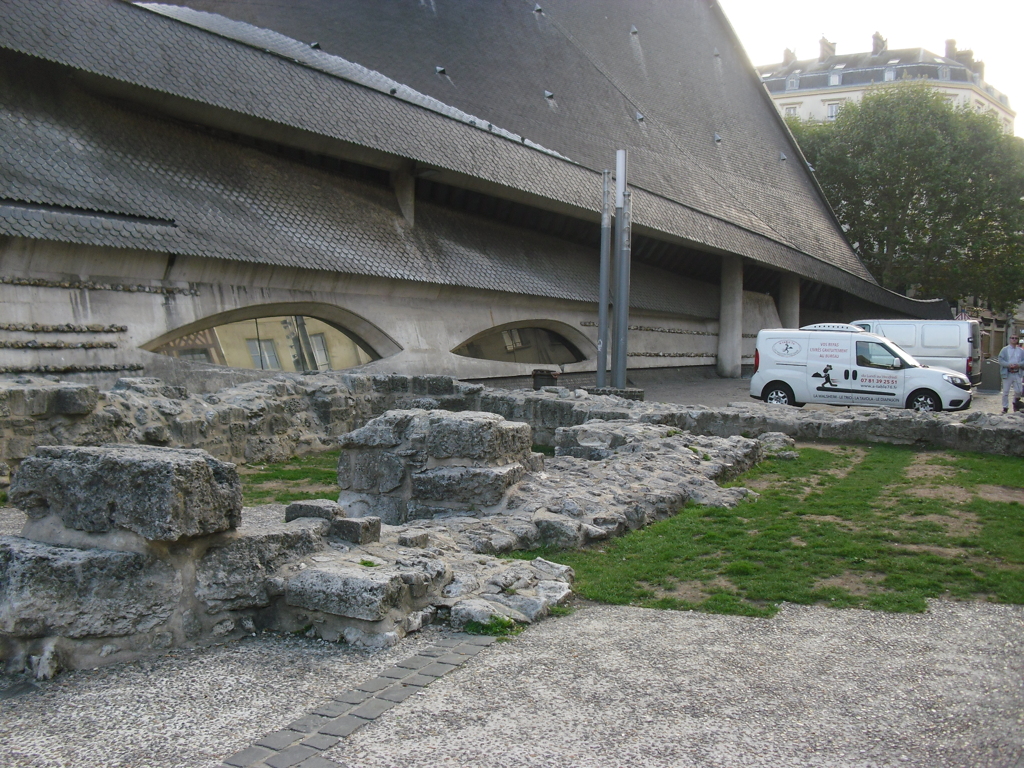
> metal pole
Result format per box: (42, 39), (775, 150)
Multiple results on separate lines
(611, 150), (631, 389)
(596, 170), (612, 388)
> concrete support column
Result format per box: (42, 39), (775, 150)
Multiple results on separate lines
(391, 165), (415, 226)
(778, 273), (800, 329)
(716, 254), (743, 378)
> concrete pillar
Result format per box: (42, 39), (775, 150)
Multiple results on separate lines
(391, 165), (415, 226)
(717, 255), (743, 378)
(778, 273), (800, 328)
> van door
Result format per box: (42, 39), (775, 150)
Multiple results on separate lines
(851, 339), (906, 406)
(805, 334), (855, 405)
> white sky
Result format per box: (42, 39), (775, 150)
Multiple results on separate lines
(720, 0), (1023, 136)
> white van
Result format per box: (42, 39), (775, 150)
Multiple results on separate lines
(848, 319), (981, 385)
(749, 324), (973, 411)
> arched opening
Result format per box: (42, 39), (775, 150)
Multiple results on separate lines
(144, 303), (401, 373)
(453, 321), (590, 366)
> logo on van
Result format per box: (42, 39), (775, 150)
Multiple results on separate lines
(772, 340), (801, 357)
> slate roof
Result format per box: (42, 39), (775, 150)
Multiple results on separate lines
(0, 58), (715, 317)
(0, 0), (949, 317)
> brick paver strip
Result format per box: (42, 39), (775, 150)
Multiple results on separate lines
(332, 688), (371, 705)
(264, 744), (319, 768)
(301, 733), (341, 751)
(399, 673), (437, 687)
(255, 730), (302, 751)
(395, 655), (434, 669)
(377, 683), (420, 703)
(295, 755), (344, 768)
(417, 661), (458, 677)
(317, 715), (365, 738)
(354, 676), (393, 693)
(377, 665), (413, 679)
(222, 745), (273, 767)
(220, 634), (500, 765)
(286, 714), (331, 733)
(349, 696), (398, 720)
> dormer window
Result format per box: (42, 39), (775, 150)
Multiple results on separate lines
(884, 67), (895, 81)
(828, 71), (841, 86)
(939, 65), (950, 80)
(786, 74), (800, 90)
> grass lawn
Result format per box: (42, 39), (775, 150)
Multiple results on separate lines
(238, 449), (341, 506)
(510, 443), (1024, 617)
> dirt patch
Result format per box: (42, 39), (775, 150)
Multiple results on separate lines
(814, 571), (887, 596)
(745, 475), (781, 491)
(904, 485), (973, 504)
(891, 543), (966, 558)
(641, 576), (734, 603)
(898, 511), (981, 538)
(801, 514), (861, 531)
(976, 485), (1024, 504)
(905, 452), (958, 479)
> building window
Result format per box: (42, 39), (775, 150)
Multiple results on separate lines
(246, 338), (281, 370)
(786, 75), (799, 91)
(828, 72), (841, 86)
(826, 102), (841, 121)
(501, 328), (526, 351)
(939, 65), (950, 80)
(309, 333), (332, 370)
(784, 105), (799, 117)
(884, 67), (895, 81)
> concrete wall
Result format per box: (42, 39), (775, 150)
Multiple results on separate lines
(1, 236), (785, 388)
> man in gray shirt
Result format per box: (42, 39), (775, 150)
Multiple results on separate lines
(997, 334), (1024, 413)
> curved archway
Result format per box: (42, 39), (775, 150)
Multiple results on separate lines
(143, 302), (402, 372)
(452, 319), (593, 366)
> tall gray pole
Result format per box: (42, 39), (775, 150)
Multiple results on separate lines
(611, 150), (631, 389)
(596, 170), (612, 388)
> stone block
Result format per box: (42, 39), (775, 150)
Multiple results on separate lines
(337, 411), (416, 450)
(9, 445), (241, 541)
(285, 563), (403, 621)
(0, 536), (180, 638)
(53, 385), (99, 415)
(195, 513), (328, 612)
(337, 491), (403, 526)
(532, 509), (583, 549)
(397, 531), (429, 548)
(342, 450), (405, 493)
(411, 463), (525, 506)
(331, 516), (381, 544)
(424, 411), (532, 462)
(285, 499), (343, 523)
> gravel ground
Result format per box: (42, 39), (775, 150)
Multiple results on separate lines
(2, 601), (1021, 768)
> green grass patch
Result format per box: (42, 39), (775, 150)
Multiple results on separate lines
(463, 615), (524, 636)
(510, 444), (1024, 618)
(532, 444), (555, 456)
(240, 449), (340, 505)
(0, 490), (7, 506)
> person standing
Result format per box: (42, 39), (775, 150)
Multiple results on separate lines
(997, 333), (1024, 413)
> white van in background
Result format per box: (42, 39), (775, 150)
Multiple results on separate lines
(750, 324), (973, 412)
(848, 319), (982, 385)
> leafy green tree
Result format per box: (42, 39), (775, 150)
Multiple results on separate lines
(787, 83), (1024, 311)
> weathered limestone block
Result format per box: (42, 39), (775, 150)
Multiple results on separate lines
(532, 509), (584, 549)
(0, 537), (180, 638)
(194, 508), (328, 613)
(285, 499), (344, 523)
(332, 516), (381, 544)
(285, 563), (403, 621)
(424, 411), (532, 463)
(411, 464), (526, 507)
(9, 445), (242, 541)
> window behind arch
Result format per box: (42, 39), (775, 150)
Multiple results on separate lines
(453, 327), (585, 365)
(153, 315), (374, 372)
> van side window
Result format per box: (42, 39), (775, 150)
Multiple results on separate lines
(856, 341), (899, 369)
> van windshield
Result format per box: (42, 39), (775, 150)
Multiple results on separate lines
(886, 343), (921, 368)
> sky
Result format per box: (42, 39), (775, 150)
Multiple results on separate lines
(720, 0), (1023, 136)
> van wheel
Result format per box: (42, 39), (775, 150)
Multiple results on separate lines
(763, 382), (802, 407)
(907, 389), (942, 412)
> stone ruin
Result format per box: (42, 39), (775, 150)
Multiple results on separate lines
(2, 370), (1023, 679)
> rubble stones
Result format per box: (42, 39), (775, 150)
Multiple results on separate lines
(285, 499), (343, 523)
(9, 445), (241, 541)
(332, 516), (381, 544)
(285, 562), (405, 621)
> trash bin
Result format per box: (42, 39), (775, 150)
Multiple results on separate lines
(532, 369), (559, 390)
